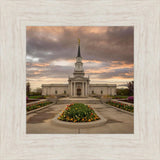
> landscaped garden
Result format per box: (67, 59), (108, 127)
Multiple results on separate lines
(27, 101), (52, 112)
(107, 101), (134, 113)
(58, 103), (100, 122)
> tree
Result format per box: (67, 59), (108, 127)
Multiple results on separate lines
(35, 88), (42, 95)
(127, 81), (134, 96)
(116, 88), (129, 96)
(26, 82), (31, 96)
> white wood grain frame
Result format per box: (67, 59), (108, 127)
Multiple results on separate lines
(0, 0), (160, 160)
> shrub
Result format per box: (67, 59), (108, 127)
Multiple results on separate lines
(101, 95), (111, 98)
(128, 96), (134, 103)
(58, 103), (100, 122)
(29, 95), (46, 99)
(26, 96), (28, 103)
(111, 96), (128, 99)
(48, 95), (57, 98)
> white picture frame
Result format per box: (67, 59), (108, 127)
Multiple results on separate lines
(0, 0), (160, 159)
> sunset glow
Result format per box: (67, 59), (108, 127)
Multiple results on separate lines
(26, 26), (134, 90)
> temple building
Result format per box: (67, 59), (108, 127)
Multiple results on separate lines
(42, 39), (116, 97)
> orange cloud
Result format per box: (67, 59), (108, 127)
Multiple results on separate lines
(111, 61), (133, 68)
(124, 72), (134, 76)
(83, 60), (102, 63)
(67, 59), (102, 63)
(27, 26), (108, 38)
(86, 68), (109, 73)
(33, 71), (40, 75)
(32, 63), (50, 67)
(85, 61), (133, 74)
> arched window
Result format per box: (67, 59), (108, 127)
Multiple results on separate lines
(101, 90), (103, 94)
(55, 90), (57, 94)
(64, 90), (66, 94)
(92, 90), (94, 94)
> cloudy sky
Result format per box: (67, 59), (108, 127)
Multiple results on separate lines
(26, 26), (134, 90)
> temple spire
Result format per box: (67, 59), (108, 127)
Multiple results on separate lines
(77, 38), (81, 57)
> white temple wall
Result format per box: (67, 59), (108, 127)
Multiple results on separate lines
(42, 86), (116, 95)
(42, 87), (46, 95)
(42, 85), (116, 96)
(89, 86), (116, 96)
(89, 86), (108, 95)
(42, 86), (68, 95)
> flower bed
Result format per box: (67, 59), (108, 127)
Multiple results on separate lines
(58, 103), (100, 122)
(107, 101), (134, 113)
(27, 101), (52, 112)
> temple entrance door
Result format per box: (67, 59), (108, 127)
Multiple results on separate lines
(77, 88), (81, 96)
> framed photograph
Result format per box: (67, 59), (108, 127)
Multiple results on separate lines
(26, 26), (134, 134)
(0, 0), (159, 159)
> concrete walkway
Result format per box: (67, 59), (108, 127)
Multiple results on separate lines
(27, 103), (134, 134)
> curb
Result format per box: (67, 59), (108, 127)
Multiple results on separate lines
(103, 103), (134, 115)
(52, 109), (107, 129)
(27, 103), (55, 115)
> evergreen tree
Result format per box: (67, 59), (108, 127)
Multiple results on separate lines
(26, 82), (30, 96)
(127, 81), (134, 96)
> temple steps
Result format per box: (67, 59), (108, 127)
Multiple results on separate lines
(57, 97), (102, 104)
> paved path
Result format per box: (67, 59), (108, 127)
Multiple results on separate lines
(27, 103), (134, 134)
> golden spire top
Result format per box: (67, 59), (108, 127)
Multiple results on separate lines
(78, 38), (80, 45)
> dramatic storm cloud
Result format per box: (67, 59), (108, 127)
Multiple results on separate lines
(26, 26), (134, 90)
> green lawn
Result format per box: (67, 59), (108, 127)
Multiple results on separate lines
(111, 96), (129, 99)
(28, 95), (46, 99)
